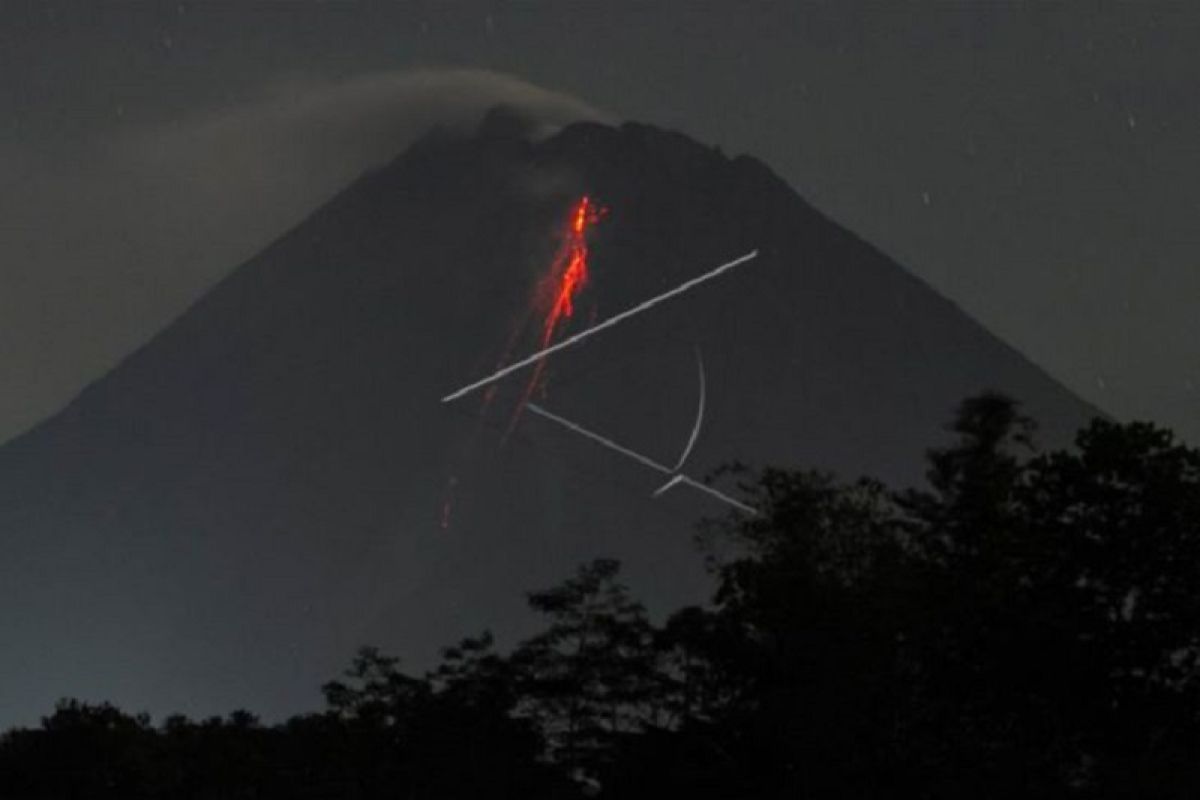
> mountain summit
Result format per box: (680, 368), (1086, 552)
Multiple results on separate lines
(0, 116), (1097, 723)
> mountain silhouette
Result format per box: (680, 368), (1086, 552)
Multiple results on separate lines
(0, 111), (1099, 724)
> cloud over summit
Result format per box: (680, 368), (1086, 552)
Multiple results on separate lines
(0, 69), (607, 442)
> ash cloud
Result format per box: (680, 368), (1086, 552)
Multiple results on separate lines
(124, 68), (610, 227)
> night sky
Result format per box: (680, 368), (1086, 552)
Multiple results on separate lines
(2, 1), (1196, 444)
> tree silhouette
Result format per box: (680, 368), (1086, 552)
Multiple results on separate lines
(888, 401), (1200, 797)
(3, 395), (1199, 799)
(512, 558), (662, 779)
(683, 470), (908, 797)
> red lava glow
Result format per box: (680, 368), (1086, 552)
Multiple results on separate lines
(493, 195), (607, 439)
(444, 196), (605, 528)
(539, 196), (604, 349)
(513, 196), (606, 410)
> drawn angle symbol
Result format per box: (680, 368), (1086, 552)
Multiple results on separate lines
(524, 349), (757, 517)
(441, 248), (761, 516)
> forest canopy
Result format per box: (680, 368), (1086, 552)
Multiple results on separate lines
(2, 393), (1198, 799)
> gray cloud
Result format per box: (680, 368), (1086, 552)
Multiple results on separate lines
(0, 69), (608, 441)
(123, 68), (608, 237)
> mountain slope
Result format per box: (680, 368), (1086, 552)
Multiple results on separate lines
(0, 115), (1099, 724)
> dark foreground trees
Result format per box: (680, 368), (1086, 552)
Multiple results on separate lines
(670, 396), (1200, 799)
(2, 394), (1198, 798)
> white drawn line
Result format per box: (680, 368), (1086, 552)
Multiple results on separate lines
(441, 250), (759, 403)
(527, 402), (755, 516)
(652, 474), (755, 515)
(651, 475), (686, 497)
(670, 348), (706, 472)
(675, 475), (758, 516)
(526, 403), (672, 475)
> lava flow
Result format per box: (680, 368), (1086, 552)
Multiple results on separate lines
(441, 196), (605, 529)
(509, 195), (606, 421)
(539, 196), (604, 348)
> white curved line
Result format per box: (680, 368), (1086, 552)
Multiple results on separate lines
(671, 348), (706, 472)
(527, 402), (755, 516)
(651, 475), (686, 497)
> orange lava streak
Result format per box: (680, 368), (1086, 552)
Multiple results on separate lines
(505, 196), (605, 432)
(539, 196), (603, 348)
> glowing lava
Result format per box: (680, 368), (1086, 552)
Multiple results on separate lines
(539, 196), (603, 348)
(442, 196), (606, 529)
(509, 195), (605, 420)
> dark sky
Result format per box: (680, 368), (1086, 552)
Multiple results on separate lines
(2, 1), (1196, 443)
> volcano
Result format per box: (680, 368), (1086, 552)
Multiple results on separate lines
(0, 111), (1098, 724)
